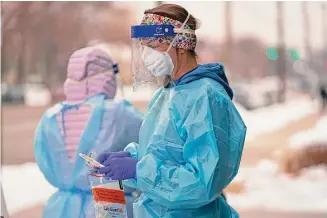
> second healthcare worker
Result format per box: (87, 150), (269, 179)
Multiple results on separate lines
(34, 46), (143, 218)
(95, 4), (246, 218)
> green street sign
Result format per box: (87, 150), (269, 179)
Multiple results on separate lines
(266, 47), (301, 61)
(266, 47), (279, 60)
(289, 48), (300, 61)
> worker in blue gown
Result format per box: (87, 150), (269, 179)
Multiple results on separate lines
(34, 46), (143, 218)
(94, 4), (247, 218)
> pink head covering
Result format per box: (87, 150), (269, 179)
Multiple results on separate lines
(64, 47), (118, 101)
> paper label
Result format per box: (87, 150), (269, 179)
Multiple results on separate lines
(92, 187), (126, 205)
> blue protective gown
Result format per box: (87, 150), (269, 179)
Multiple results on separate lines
(124, 63), (246, 218)
(34, 94), (143, 218)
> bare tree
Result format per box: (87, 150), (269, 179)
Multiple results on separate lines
(2, 2), (132, 85)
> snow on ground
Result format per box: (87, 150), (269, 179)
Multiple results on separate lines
(3, 160), (327, 215)
(289, 115), (327, 149)
(234, 97), (317, 141)
(229, 160), (327, 213)
(1, 90), (318, 215)
(1, 163), (56, 215)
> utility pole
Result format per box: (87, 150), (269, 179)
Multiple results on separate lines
(277, 2), (287, 103)
(323, 3), (327, 51)
(302, 2), (318, 98)
(225, 1), (233, 67)
(322, 2), (327, 65)
(302, 2), (313, 67)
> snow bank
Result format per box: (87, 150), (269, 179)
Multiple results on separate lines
(3, 160), (327, 215)
(1, 163), (56, 215)
(229, 160), (327, 213)
(24, 86), (52, 107)
(289, 115), (327, 149)
(235, 98), (317, 140)
(1, 91), (318, 215)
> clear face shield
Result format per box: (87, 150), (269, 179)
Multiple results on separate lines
(131, 13), (194, 91)
(131, 24), (176, 91)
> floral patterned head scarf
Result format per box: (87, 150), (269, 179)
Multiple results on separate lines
(140, 13), (197, 51)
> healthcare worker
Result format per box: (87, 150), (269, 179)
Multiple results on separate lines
(34, 46), (143, 218)
(95, 4), (246, 218)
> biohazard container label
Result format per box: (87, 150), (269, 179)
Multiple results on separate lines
(89, 176), (127, 218)
(92, 187), (126, 205)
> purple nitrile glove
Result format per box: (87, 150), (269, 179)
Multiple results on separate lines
(98, 157), (138, 180)
(96, 151), (131, 164)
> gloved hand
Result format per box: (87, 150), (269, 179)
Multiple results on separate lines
(96, 151), (131, 164)
(97, 157), (138, 180)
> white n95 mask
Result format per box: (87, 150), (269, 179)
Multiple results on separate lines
(141, 46), (174, 77)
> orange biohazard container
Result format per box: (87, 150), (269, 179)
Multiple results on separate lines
(89, 173), (127, 218)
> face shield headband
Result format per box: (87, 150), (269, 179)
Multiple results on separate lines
(132, 13), (196, 51)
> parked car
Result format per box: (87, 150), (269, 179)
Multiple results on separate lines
(22, 75), (52, 107)
(1, 83), (25, 103)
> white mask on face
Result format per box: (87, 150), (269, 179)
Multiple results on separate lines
(142, 46), (174, 77)
(141, 13), (192, 77)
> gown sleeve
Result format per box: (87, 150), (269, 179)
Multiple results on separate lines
(34, 114), (59, 187)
